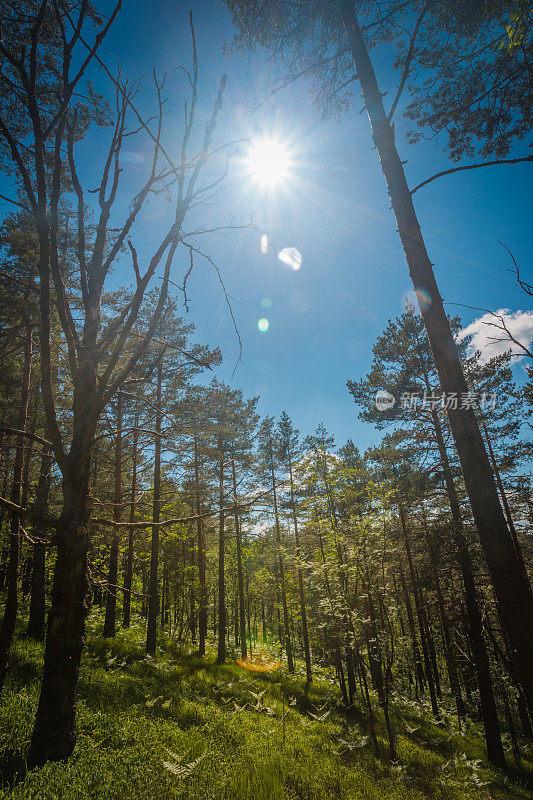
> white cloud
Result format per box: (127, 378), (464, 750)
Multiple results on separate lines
(457, 308), (533, 364)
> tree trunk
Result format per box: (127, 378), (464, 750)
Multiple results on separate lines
(427, 403), (506, 766)
(334, 638), (349, 706)
(21, 413), (37, 510)
(146, 363), (162, 654)
(356, 647), (380, 757)
(232, 457), (247, 660)
(160, 562), (166, 627)
(399, 505), (440, 719)
(28, 474), (91, 765)
(194, 436), (207, 656)
(345, 647), (357, 704)
(0, 445), (11, 592)
(270, 444), (294, 672)
(217, 451), (226, 663)
(246, 564), (252, 655)
(288, 453), (311, 683)
(0, 319), (32, 693)
(104, 393), (122, 638)
(421, 586), (442, 698)
(400, 564), (425, 695)
(481, 419), (526, 575)
(262, 599), (267, 643)
(189, 528), (196, 643)
(363, 574), (396, 759)
(340, 0), (533, 715)
(27, 446), (53, 640)
(427, 537), (466, 719)
(123, 406), (139, 628)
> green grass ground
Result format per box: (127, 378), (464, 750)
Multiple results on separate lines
(1, 612), (532, 800)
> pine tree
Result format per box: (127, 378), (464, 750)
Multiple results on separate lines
(277, 411), (312, 684)
(257, 417), (294, 671)
(227, 0), (533, 715)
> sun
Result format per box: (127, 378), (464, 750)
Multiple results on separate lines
(247, 137), (290, 187)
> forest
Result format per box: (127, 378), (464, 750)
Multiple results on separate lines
(0, 1), (532, 799)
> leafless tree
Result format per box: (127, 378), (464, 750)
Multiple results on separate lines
(0, 1), (237, 764)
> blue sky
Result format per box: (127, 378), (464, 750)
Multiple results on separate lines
(4, 0), (532, 450)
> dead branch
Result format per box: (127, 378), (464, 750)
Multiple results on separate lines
(448, 302), (533, 360)
(499, 242), (532, 296)
(91, 480), (292, 530)
(20, 525), (53, 547)
(0, 427), (52, 447)
(0, 495), (59, 528)
(89, 561), (148, 598)
(387, 2), (432, 123)
(411, 155), (533, 194)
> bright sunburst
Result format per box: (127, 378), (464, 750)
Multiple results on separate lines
(247, 137), (289, 187)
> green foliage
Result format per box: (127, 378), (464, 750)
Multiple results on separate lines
(501, 0), (532, 51)
(226, 1), (532, 158)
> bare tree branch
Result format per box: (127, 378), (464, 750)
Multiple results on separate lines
(0, 427), (52, 447)
(387, 2), (431, 123)
(499, 241), (532, 296)
(411, 155), (533, 194)
(448, 302), (533, 360)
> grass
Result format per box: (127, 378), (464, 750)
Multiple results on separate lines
(0, 612), (532, 800)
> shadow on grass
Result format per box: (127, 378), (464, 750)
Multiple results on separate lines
(0, 747), (28, 791)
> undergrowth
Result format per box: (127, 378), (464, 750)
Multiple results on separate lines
(0, 612), (531, 800)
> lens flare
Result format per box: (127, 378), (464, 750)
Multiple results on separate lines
(260, 297), (272, 308)
(278, 247), (302, 270)
(235, 656), (281, 673)
(260, 234), (268, 253)
(415, 288), (432, 312)
(258, 318), (269, 333)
